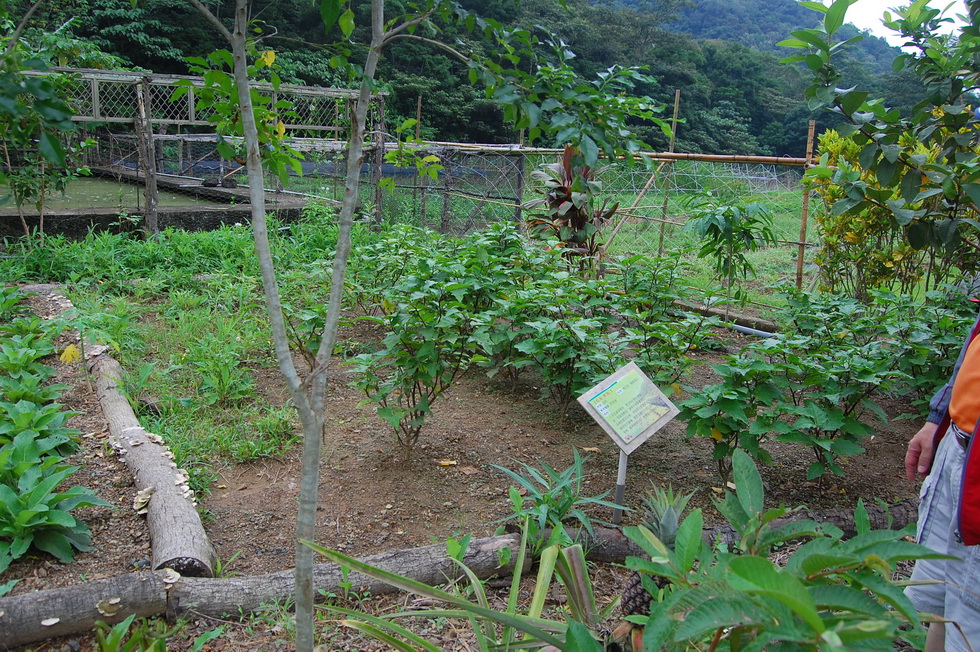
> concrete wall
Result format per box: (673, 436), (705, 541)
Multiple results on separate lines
(0, 170), (310, 240)
(0, 204), (304, 240)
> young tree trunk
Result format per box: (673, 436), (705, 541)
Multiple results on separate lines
(183, 1), (378, 648)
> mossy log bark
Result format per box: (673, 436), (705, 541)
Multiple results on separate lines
(88, 353), (216, 578)
(0, 501), (917, 648)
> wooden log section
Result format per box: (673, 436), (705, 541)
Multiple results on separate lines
(0, 501), (916, 648)
(88, 353), (216, 578)
(0, 533), (525, 648)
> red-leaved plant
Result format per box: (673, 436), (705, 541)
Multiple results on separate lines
(524, 145), (619, 269)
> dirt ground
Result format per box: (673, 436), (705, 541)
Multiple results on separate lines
(1, 287), (924, 650)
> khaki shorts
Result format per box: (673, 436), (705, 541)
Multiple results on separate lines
(906, 430), (980, 651)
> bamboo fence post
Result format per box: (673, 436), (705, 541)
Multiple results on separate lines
(658, 88), (682, 256)
(796, 120), (816, 290)
(513, 151), (526, 223)
(135, 77), (160, 237)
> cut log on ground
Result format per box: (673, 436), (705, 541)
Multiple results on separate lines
(19, 283), (216, 577)
(89, 353), (216, 578)
(0, 533), (525, 648)
(0, 501), (917, 648)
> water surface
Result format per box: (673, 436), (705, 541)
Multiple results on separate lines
(2, 177), (215, 210)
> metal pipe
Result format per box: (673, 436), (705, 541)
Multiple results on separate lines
(725, 322), (777, 338)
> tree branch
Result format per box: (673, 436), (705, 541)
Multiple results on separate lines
(382, 9), (435, 41)
(4, 0), (43, 58)
(186, 0), (233, 43)
(385, 33), (471, 63)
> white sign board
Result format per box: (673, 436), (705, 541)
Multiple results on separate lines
(577, 362), (679, 455)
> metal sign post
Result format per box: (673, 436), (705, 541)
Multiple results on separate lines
(578, 362), (679, 524)
(613, 449), (629, 524)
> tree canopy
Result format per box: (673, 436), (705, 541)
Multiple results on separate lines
(7, 0), (927, 156)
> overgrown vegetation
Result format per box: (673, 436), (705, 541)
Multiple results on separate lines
(1, 206), (964, 488)
(0, 287), (110, 575)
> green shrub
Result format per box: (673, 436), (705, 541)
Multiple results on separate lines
(493, 449), (621, 554)
(679, 288), (931, 481)
(0, 400), (80, 453)
(0, 460), (111, 573)
(625, 449), (936, 650)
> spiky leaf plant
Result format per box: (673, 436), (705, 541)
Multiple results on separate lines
(620, 485), (694, 619)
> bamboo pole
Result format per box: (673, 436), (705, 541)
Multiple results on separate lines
(658, 89), (682, 256)
(796, 120), (817, 290)
(599, 90), (682, 259)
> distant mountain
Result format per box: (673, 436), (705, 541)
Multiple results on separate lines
(622, 0), (900, 74)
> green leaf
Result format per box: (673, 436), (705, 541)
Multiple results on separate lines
(38, 131), (66, 167)
(732, 449), (764, 516)
(825, 0), (853, 35)
(564, 618), (603, 651)
(319, 0), (342, 33)
(808, 584), (885, 616)
(674, 596), (765, 640)
(790, 29), (832, 52)
(964, 182), (980, 208)
(338, 9), (355, 38)
(728, 556), (825, 634)
(797, 551), (855, 577)
(876, 159), (899, 187)
(673, 509), (703, 574)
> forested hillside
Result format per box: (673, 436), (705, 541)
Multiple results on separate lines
(10, 0), (925, 157)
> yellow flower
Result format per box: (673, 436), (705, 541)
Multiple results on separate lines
(259, 50), (276, 67)
(60, 343), (81, 365)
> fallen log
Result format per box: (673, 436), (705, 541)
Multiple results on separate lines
(0, 532), (524, 648)
(0, 500), (917, 648)
(88, 353), (216, 578)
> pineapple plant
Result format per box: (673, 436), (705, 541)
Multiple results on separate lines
(619, 485), (694, 630)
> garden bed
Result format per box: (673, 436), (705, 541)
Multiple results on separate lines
(0, 285), (924, 649)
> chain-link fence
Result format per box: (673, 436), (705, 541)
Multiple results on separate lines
(29, 68), (818, 301)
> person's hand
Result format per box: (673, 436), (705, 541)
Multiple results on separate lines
(906, 422), (939, 481)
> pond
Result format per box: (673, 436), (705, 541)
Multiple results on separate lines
(2, 176), (216, 210)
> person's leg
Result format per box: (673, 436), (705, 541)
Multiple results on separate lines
(924, 623), (945, 652)
(941, 516), (980, 651)
(906, 433), (962, 618)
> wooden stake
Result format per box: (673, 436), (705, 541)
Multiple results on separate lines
(600, 90), (682, 258)
(658, 88), (682, 256)
(796, 120), (816, 290)
(136, 77), (160, 237)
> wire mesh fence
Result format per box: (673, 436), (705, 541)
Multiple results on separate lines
(32, 68), (373, 132)
(82, 131), (818, 300)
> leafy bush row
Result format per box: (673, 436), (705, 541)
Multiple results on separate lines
(341, 223), (719, 450)
(0, 287), (109, 576)
(338, 223), (966, 477)
(679, 287), (975, 480)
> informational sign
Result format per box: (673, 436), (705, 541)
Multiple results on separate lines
(577, 361), (679, 455)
